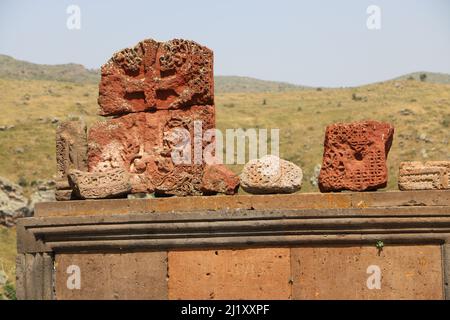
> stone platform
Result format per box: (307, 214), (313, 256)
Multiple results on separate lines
(16, 190), (450, 299)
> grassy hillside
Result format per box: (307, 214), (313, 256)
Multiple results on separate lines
(0, 78), (100, 195)
(395, 72), (450, 85)
(0, 54), (99, 84)
(1, 54), (310, 93)
(215, 75), (308, 93)
(0, 226), (16, 299)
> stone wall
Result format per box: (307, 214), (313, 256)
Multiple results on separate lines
(16, 190), (450, 300)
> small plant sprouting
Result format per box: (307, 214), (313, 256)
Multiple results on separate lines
(375, 240), (384, 255)
(3, 281), (17, 300)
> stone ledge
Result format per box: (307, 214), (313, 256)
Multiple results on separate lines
(18, 205), (450, 254)
(34, 190), (450, 217)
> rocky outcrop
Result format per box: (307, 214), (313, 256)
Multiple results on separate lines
(240, 155), (302, 194)
(1, 178), (56, 227)
(29, 180), (56, 209)
(318, 120), (394, 192)
(0, 177), (31, 227)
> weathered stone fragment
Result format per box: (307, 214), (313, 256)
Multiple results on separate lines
(98, 39), (214, 116)
(240, 155), (302, 194)
(201, 164), (240, 195)
(318, 120), (394, 192)
(55, 190), (73, 202)
(56, 120), (88, 200)
(88, 105), (215, 196)
(68, 169), (131, 199)
(398, 161), (450, 190)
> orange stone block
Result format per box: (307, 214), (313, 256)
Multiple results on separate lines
(168, 248), (292, 300)
(55, 252), (168, 300)
(291, 245), (443, 300)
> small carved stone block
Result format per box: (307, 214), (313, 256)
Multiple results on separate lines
(318, 120), (394, 192)
(398, 161), (449, 190)
(56, 120), (88, 200)
(68, 169), (131, 199)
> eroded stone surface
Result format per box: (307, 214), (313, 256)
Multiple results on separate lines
(318, 121), (394, 192)
(56, 120), (88, 200)
(240, 155), (302, 194)
(201, 164), (240, 195)
(168, 248), (291, 299)
(88, 106), (215, 196)
(55, 252), (168, 300)
(398, 161), (450, 190)
(291, 245), (443, 299)
(98, 39), (214, 116)
(68, 169), (131, 199)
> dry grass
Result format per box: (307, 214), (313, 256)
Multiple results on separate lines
(0, 226), (16, 298)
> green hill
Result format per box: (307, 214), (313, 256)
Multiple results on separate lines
(214, 75), (308, 93)
(394, 71), (450, 84)
(0, 54), (100, 84)
(3, 54), (450, 91)
(0, 54), (309, 93)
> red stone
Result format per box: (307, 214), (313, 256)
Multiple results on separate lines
(201, 164), (240, 195)
(318, 120), (394, 192)
(98, 39), (214, 116)
(88, 106), (215, 196)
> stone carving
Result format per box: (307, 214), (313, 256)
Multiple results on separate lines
(55, 120), (88, 200)
(88, 105), (215, 196)
(98, 39), (214, 116)
(55, 38), (218, 199)
(318, 120), (394, 192)
(240, 155), (303, 194)
(201, 164), (240, 195)
(68, 169), (131, 199)
(398, 161), (450, 190)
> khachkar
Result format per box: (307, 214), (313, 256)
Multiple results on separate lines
(56, 39), (239, 200)
(318, 120), (394, 192)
